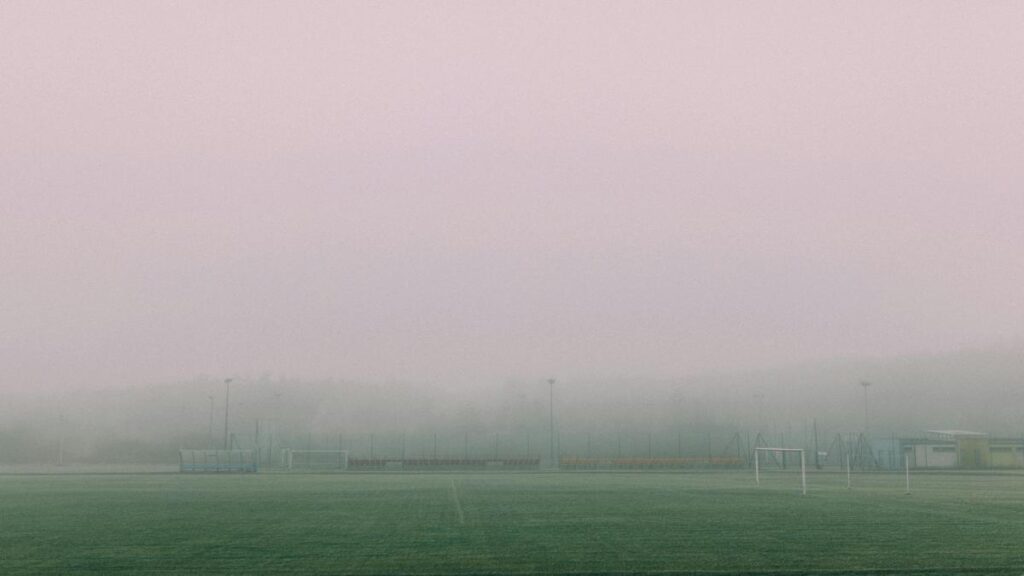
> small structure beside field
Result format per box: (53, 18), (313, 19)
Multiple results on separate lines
(900, 430), (1024, 469)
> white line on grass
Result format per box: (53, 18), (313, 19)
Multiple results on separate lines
(450, 479), (465, 525)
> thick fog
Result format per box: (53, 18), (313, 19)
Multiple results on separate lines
(3, 2), (1024, 463)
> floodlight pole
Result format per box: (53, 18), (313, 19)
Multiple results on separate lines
(270, 392), (282, 466)
(800, 450), (807, 496)
(58, 413), (65, 466)
(223, 378), (233, 449)
(548, 378), (556, 469)
(812, 419), (820, 469)
(905, 454), (911, 495)
(207, 395), (215, 448)
(860, 381), (871, 433)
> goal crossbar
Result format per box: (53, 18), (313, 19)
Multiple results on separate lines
(754, 447), (806, 495)
(283, 449), (349, 470)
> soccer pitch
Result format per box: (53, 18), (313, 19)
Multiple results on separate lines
(1, 471), (1022, 574)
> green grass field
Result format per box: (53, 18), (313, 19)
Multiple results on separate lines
(1, 470), (1022, 574)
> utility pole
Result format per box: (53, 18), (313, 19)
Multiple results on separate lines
(255, 420), (260, 465)
(207, 395), (215, 448)
(223, 378), (233, 449)
(860, 381), (871, 434)
(813, 419), (821, 469)
(890, 432), (896, 470)
(270, 392), (282, 465)
(58, 413), (65, 466)
(547, 378), (556, 468)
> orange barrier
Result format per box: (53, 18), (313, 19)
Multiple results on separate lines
(559, 457), (743, 469)
(348, 458), (541, 469)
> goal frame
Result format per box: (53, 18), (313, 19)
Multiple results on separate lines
(179, 449), (258, 473)
(283, 449), (349, 470)
(754, 447), (806, 495)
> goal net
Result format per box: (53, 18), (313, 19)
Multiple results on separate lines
(754, 447), (806, 495)
(283, 449), (349, 470)
(179, 449), (258, 473)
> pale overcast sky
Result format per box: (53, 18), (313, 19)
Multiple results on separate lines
(2, 2), (1023, 390)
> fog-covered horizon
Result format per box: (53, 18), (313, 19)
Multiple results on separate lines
(9, 342), (1024, 439)
(4, 330), (1024, 465)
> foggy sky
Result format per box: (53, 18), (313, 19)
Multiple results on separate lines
(3, 1), (1023, 392)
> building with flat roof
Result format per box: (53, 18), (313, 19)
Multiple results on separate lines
(900, 430), (1023, 469)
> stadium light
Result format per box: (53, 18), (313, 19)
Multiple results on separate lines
(223, 378), (234, 449)
(207, 395), (215, 448)
(58, 413), (65, 466)
(860, 381), (871, 434)
(547, 378), (556, 468)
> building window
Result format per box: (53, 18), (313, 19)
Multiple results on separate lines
(931, 447), (956, 453)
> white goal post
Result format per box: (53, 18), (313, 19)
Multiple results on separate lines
(754, 447), (806, 496)
(283, 449), (349, 470)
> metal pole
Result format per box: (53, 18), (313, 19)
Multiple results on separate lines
(905, 454), (911, 494)
(58, 414), (65, 466)
(861, 381), (871, 433)
(846, 453), (851, 489)
(746, 431), (751, 467)
(890, 432), (896, 470)
(812, 419), (820, 469)
(222, 378), (233, 449)
(781, 432), (786, 470)
(207, 395), (215, 449)
(755, 449), (760, 486)
(547, 378), (556, 467)
(801, 450), (807, 496)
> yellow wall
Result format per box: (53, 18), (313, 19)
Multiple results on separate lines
(956, 438), (990, 468)
(989, 446), (1021, 468)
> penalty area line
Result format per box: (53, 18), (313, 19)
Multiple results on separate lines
(450, 479), (465, 525)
